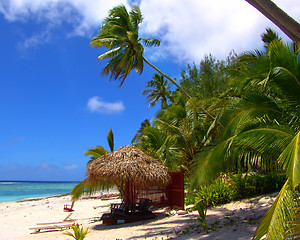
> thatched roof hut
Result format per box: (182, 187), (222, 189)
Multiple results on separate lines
(87, 145), (170, 188)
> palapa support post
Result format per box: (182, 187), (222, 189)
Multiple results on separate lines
(124, 180), (130, 208)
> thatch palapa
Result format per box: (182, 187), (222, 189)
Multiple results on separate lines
(87, 145), (170, 188)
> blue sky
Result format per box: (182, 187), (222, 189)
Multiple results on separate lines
(0, 0), (299, 181)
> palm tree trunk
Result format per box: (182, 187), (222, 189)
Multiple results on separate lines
(245, 0), (300, 43)
(143, 57), (191, 98)
(143, 57), (216, 120)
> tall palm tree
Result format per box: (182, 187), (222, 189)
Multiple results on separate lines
(91, 5), (215, 120)
(191, 39), (300, 239)
(143, 73), (174, 110)
(90, 5), (187, 94)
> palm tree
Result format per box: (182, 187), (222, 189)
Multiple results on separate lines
(143, 73), (174, 110)
(91, 5), (215, 120)
(84, 128), (114, 167)
(134, 125), (179, 171)
(90, 5), (186, 94)
(131, 119), (151, 145)
(191, 38), (300, 239)
(71, 129), (117, 200)
(245, 0), (300, 43)
(155, 97), (217, 173)
(84, 146), (108, 167)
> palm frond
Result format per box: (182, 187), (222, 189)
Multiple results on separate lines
(285, 206), (300, 239)
(142, 38), (160, 47)
(278, 131), (300, 189)
(235, 127), (293, 157)
(97, 47), (121, 60)
(264, 66), (300, 106)
(107, 129), (114, 152)
(253, 180), (296, 240)
(70, 179), (112, 201)
(190, 137), (234, 187)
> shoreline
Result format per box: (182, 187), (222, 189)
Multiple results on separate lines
(0, 192), (277, 239)
(0, 193), (72, 205)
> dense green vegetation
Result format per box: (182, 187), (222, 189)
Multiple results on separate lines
(73, 4), (299, 239)
(131, 26), (300, 239)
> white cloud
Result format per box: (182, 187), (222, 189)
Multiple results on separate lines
(0, 0), (299, 61)
(64, 164), (78, 170)
(140, 0), (300, 62)
(87, 96), (125, 115)
(0, 0), (127, 48)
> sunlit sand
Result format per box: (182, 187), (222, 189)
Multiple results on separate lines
(0, 192), (277, 240)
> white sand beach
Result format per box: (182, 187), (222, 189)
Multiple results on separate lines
(0, 193), (277, 240)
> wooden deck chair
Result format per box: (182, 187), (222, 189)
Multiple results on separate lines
(30, 213), (77, 233)
(36, 213), (76, 226)
(64, 201), (74, 212)
(132, 198), (152, 213)
(110, 200), (130, 214)
(29, 222), (75, 233)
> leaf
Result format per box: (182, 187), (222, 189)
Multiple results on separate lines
(235, 127), (293, 157)
(190, 137), (234, 187)
(107, 128), (114, 152)
(278, 131), (300, 189)
(97, 47), (121, 60)
(142, 38), (160, 47)
(253, 180), (295, 240)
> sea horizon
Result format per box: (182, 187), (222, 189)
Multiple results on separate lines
(0, 180), (80, 203)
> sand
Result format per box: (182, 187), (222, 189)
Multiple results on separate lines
(0, 192), (277, 240)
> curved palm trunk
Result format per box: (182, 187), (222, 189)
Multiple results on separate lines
(143, 57), (216, 120)
(245, 0), (300, 43)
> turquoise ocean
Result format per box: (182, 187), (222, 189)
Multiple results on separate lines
(0, 181), (79, 203)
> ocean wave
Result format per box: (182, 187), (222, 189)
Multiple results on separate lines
(0, 182), (19, 185)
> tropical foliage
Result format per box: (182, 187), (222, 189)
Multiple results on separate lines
(143, 73), (174, 110)
(131, 29), (299, 239)
(191, 39), (300, 239)
(91, 4), (191, 99)
(89, 4), (300, 238)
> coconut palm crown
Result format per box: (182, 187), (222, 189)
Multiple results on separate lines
(90, 4), (200, 107)
(91, 5), (160, 87)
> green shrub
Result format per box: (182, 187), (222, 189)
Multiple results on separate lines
(246, 172), (286, 196)
(195, 181), (233, 208)
(185, 193), (196, 206)
(227, 171), (249, 199)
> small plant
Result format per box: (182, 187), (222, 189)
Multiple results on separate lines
(196, 202), (208, 233)
(63, 223), (89, 240)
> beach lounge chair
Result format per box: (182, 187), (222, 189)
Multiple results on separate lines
(101, 199), (155, 225)
(36, 213), (76, 225)
(110, 200), (130, 214)
(29, 213), (76, 233)
(29, 223), (75, 233)
(64, 201), (74, 212)
(132, 198), (152, 213)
